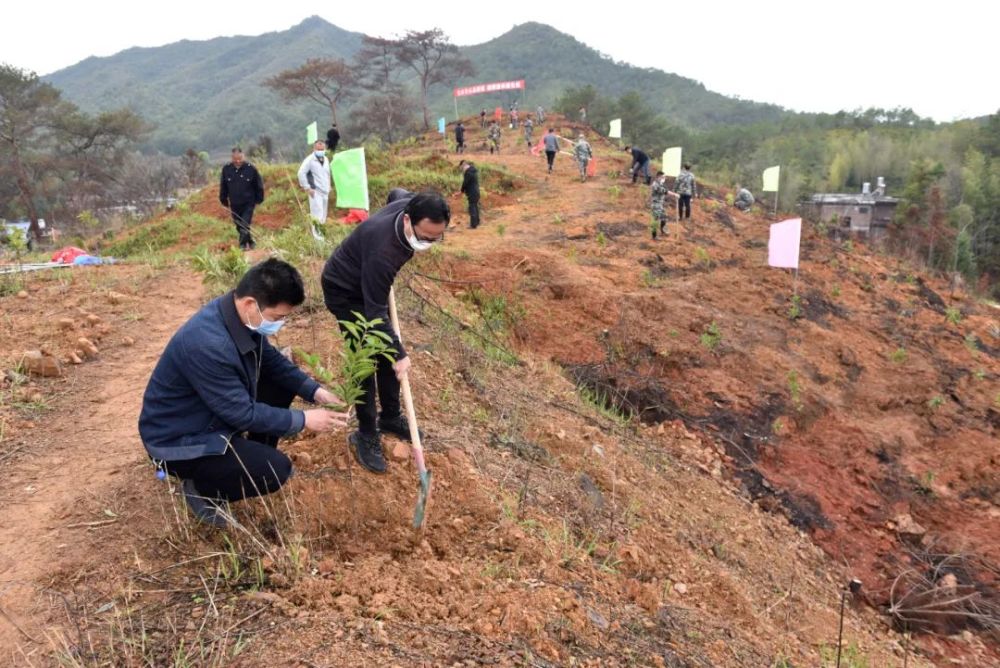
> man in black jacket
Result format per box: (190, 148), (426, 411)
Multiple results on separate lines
(321, 189), (450, 473)
(326, 124), (340, 154)
(624, 146), (652, 185)
(219, 147), (265, 250)
(459, 160), (480, 229)
(455, 122), (466, 154)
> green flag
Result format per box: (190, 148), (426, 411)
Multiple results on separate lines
(662, 147), (682, 177)
(306, 121), (318, 145)
(762, 165), (780, 192)
(331, 148), (369, 210)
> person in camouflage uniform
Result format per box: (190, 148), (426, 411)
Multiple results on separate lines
(536, 105), (545, 123)
(574, 133), (593, 182)
(675, 163), (696, 220)
(650, 171), (677, 239)
(523, 117), (534, 148)
(734, 185), (754, 212)
(488, 121), (502, 155)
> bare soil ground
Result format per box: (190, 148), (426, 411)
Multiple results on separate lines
(0, 116), (996, 666)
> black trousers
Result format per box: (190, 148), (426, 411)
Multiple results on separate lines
(229, 202), (256, 248)
(678, 194), (692, 220)
(456, 140), (465, 153)
(468, 197), (480, 228)
(545, 150), (556, 170)
(325, 297), (401, 435)
(164, 378), (295, 502)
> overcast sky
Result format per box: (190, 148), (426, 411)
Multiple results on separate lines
(1, 1), (996, 122)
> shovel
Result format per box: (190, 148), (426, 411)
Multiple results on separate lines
(388, 287), (432, 529)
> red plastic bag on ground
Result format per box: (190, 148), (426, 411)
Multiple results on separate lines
(51, 246), (88, 264)
(530, 139), (545, 157)
(341, 209), (369, 225)
(587, 157), (597, 178)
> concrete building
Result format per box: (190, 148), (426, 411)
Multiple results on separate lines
(806, 177), (899, 239)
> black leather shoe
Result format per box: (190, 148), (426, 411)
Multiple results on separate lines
(349, 430), (387, 474)
(378, 414), (425, 442)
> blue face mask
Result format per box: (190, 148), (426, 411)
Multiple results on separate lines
(314, 150), (325, 159)
(246, 300), (285, 336)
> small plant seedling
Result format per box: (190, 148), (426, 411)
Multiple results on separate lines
(596, 231), (607, 248)
(607, 185), (623, 200)
(973, 368), (986, 381)
(842, 239), (854, 253)
(831, 284), (841, 298)
(927, 395), (944, 410)
(945, 307), (962, 325)
(772, 418), (785, 435)
(298, 313), (395, 414)
(890, 347), (908, 364)
(694, 246), (711, 267)
(787, 370), (803, 410)
(641, 269), (659, 288)
(787, 294), (802, 320)
(496, 223), (507, 237)
(552, 214), (563, 225)
(700, 321), (722, 352)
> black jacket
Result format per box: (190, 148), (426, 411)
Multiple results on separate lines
(461, 165), (480, 200)
(219, 162), (264, 207)
(321, 188), (415, 359)
(326, 127), (340, 150)
(631, 148), (650, 166)
(455, 125), (465, 142)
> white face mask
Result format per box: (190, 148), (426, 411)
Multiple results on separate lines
(403, 215), (435, 252)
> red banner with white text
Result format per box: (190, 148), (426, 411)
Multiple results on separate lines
(454, 80), (525, 98)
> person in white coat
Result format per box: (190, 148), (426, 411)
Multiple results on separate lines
(298, 140), (332, 240)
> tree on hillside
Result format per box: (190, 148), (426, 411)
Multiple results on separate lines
(393, 29), (474, 131)
(263, 58), (357, 125)
(0, 64), (68, 237)
(0, 64), (147, 239)
(352, 36), (417, 144)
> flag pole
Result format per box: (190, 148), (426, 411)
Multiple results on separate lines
(453, 94), (459, 122)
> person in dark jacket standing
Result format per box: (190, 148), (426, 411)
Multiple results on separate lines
(455, 121), (466, 154)
(676, 163), (697, 220)
(139, 259), (347, 527)
(326, 123), (340, 154)
(459, 160), (480, 229)
(624, 146), (652, 185)
(219, 146), (264, 250)
(321, 189), (450, 474)
(543, 128), (559, 173)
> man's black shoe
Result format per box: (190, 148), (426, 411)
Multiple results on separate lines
(349, 430), (387, 474)
(378, 414), (425, 443)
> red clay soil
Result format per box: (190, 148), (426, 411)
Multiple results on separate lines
(0, 116), (995, 666)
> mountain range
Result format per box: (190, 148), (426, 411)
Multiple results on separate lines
(44, 16), (789, 154)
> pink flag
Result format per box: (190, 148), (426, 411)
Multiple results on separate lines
(768, 218), (802, 269)
(530, 138), (545, 157)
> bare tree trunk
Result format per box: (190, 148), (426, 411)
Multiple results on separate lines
(10, 142), (42, 240)
(329, 101), (338, 127)
(420, 79), (430, 131)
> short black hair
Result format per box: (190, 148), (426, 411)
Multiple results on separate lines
(624, 146), (631, 152)
(405, 191), (451, 226)
(656, 171), (664, 177)
(231, 146), (243, 153)
(683, 163), (692, 170)
(235, 258), (305, 308)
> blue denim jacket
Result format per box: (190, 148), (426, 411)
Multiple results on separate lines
(138, 292), (319, 461)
